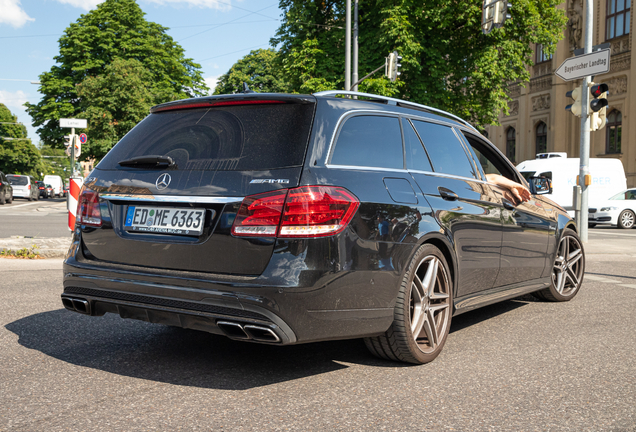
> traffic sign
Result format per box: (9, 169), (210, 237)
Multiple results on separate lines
(79, 133), (87, 144)
(555, 49), (610, 81)
(59, 118), (87, 128)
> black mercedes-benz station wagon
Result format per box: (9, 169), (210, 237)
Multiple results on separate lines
(62, 91), (585, 364)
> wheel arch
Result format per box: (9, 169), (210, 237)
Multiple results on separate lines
(417, 233), (458, 302)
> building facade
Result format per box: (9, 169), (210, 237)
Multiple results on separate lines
(486, 0), (635, 188)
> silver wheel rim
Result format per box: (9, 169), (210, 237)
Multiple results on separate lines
(409, 256), (451, 354)
(620, 211), (634, 228)
(552, 235), (584, 296)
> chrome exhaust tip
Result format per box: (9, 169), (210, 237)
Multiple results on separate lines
(217, 321), (250, 340)
(243, 325), (281, 343)
(61, 295), (91, 315)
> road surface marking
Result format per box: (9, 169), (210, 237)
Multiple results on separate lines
(618, 284), (636, 289)
(584, 274), (620, 283)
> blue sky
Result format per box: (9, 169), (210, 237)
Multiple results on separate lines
(0, 0), (283, 143)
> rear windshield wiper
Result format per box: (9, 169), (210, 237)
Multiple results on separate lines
(118, 155), (176, 168)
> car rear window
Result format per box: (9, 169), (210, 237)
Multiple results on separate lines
(98, 103), (315, 171)
(7, 175), (27, 186)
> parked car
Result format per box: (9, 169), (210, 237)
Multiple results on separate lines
(61, 91), (585, 364)
(0, 171), (13, 205)
(589, 188), (636, 229)
(36, 181), (49, 199)
(7, 174), (38, 201)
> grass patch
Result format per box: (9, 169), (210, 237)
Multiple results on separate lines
(0, 244), (43, 259)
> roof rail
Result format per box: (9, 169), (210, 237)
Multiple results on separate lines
(313, 90), (478, 132)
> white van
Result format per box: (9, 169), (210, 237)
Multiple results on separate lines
(517, 153), (627, 215)
(43, 175), (64, 197)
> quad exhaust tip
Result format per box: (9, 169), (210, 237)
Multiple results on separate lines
(61, 295), (91, 315)
(217, 321), (281, 343)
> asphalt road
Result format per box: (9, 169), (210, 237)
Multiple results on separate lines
(1, 231), (635, 431)
(0, 197), (70, 238)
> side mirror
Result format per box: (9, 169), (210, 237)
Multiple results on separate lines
(529, 176), (552, 195)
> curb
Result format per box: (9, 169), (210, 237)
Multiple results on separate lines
(0, 237), (71, 259)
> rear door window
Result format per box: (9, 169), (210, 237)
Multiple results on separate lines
(330, 115), (404, 169)
(403, 118), (433, 172)
(410, 120), (476, 179)
(7, 175), (27, 186)
(98, 103), (315, 171)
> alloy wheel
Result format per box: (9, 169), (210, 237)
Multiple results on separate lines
(410, 255), (451, 354)
(619, 210), (634, 228)
(552, 234), (584, 296)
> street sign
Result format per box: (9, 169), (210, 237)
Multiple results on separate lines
(555, 49), (610, 81)
(59, 118), (87, 128)
(79, 133), (87, 144)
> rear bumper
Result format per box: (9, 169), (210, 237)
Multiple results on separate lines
(62, 230), (402, 344)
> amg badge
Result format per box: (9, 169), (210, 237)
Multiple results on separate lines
(250, 179), (290, 184)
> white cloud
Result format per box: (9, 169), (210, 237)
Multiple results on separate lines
(0, 90), (29, 111)
(0, 0), (35, 28)
(205, 76), (220, 93)
(143, 0), (231, 9)
(54, 0), (103, 11)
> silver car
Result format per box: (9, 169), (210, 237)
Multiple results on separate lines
(7, 175), (39, 201)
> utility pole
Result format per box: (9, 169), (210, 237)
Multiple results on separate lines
(352, 0), (359, 92)
(577, 0), (593, 242)
(345, 0), (351, 91)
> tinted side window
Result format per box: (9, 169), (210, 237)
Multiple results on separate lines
(403, 118), (432, 172)
(463, 133), (519, 182)
(330, 115), (404, 169)
(411, 121), (476, 179)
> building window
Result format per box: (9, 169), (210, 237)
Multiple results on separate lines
(607, 0), (630, 40)
(506, 127), (516, 163)
(606, 110), (622, 153)
(536, 122), (547, 155)
(536, 44), (553, 63)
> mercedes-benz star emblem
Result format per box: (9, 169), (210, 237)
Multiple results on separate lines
(156, 173), (171, 190)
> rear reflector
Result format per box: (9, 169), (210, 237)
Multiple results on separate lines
(76, 187), (102, 227)
(231, 186), (359, 238)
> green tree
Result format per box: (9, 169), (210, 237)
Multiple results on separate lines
(0, 104), (41, 176)
(214, 49), (288, 95)
(272, 0), (566, 127)
(75, 58), (155, 160)
(25, 0), (209, 150)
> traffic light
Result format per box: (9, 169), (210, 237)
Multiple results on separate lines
(589, 83), (609, 131)
(565, 85), (583, 117)
(386, 51), (402, 82)
(495, 1), (512, 27)
(63, 135), (72, 147)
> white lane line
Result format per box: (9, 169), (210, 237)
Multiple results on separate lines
(588, 230), (636, 237)
(585, 275), (620, 283)
(0, 201), (43, 209)
(619, 284), (636, 289)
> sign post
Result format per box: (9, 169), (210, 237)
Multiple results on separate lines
(555, 0), (608, 242)
(60, 119), (87, 231)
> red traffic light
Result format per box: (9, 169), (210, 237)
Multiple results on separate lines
(590, 83), (609, 98)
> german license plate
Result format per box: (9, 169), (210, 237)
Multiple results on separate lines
(124, 206), (206, 236)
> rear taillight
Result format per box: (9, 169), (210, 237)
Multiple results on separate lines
(231, 186), (359, 239)
(27, 185), (31, 190)
(231, 190), (287, 237)
(76, 187), (102, 227)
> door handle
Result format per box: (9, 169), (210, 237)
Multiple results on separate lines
(438, 187), (458, 201)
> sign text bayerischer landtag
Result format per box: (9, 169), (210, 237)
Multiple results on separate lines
(555, 49), (611, 81)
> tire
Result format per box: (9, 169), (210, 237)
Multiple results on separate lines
(7, 192), (12, 204)
(588, 223), (596, 228)
(534, 228), (585, 302)
(617, 209), (635, 229)
(364, 244), (453, 364)
(0, 192), (5, 205)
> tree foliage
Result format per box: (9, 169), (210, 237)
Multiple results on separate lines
(272, 0), (567, 127)
(214, 49), (288, 95)
(0, 104), (41, 176)
(25, 0), (208, 150)
(76, 58), (155, 160)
